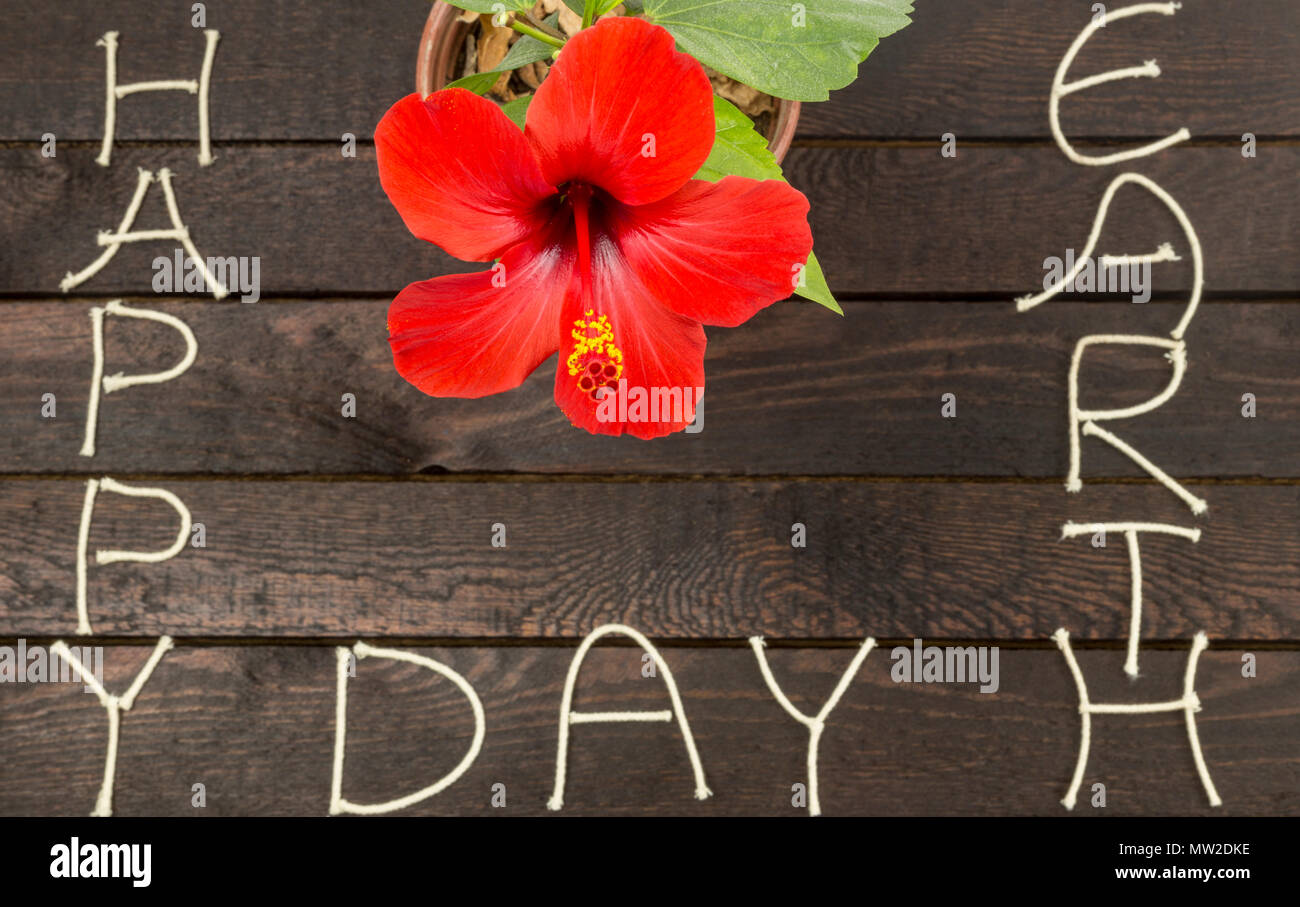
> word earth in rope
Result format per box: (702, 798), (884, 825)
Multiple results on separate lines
(1022, 1), (1221, 808)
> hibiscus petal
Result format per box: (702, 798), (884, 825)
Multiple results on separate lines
(611, 176), (814, 328)
(389, 228), (574, 399)
(376, 90), (557, 262)
(526, 17), (714, 207)
(553, 234), (707, 440)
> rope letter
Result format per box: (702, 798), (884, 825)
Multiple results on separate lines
(75, 478), (192, 635)
(1049, 3), (1189, 166)
(61, 168), (229, 300)
(329, 642), (486, 815)
(1065, 334), (1206, 514)
(749, 636), (876, 816)
(1054, 629), (1221, 809)
(548, 624), (710, 811)
(51, 636), (174, 816)
(1060, 522), (1200, 676)
(80, 300), (198, 458)
(1016, 173), (1203, 341)
(96, 29), (220, 167)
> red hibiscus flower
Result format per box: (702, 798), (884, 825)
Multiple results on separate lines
(375, 16), (813, 438)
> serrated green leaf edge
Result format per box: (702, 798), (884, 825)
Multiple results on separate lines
(641, 0), (913, 102)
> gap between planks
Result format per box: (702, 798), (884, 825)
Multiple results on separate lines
(3, 292), (1299, 304)
(2, 474), (1298, 486)
(1, 137), (1297, 150)
(1, 636), (1296, 650)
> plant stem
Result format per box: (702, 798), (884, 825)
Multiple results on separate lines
(511, 18), (565, 48)
(582, 1), (598, 28)
(522, 11), (566, 40)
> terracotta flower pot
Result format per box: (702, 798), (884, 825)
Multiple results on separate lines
(415, 1), (800, 164)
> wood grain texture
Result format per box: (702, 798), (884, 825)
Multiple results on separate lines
(802, 0), (1300, 139)
(1, 145), (1296, 297)
(0, 0), (427, 143)
(2, 299), (1296, 477)
(0, 645), (1294, 816)
(1, 0), (1295, 141)
(0, 480), (1294, 639)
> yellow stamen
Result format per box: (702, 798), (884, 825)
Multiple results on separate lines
(566, 310), (625, 400)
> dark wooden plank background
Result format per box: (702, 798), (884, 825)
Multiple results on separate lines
(2, 299), (1295, 476)
(3, 146), (1295, 296)
(0, 480), (1296, 639)
(0, 0), (1295, 816)
(3, 0), (1295, 141)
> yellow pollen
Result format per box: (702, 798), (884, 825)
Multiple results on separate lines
(566, 309), (625, 400)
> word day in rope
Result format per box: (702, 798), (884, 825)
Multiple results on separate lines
(57, 623), (884, 817)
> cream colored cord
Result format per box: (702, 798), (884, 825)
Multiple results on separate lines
(749, 636), (876, 816)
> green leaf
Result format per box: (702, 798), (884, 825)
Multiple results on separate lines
(446, 13), (559, 95)
(696, 95), (785, 183)
(562, 0), (623, 23)
(446, 70), (505, 95)
(502, 94), (533, 129)
(442, 1), (534, 14)
(797, 251), (840, 314)
(561, 0), (621, 23)
(641, 0), (913, 101)
(694, 97), (841, 314)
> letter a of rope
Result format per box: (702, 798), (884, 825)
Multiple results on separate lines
(1016, 173), (1203, 341)
(61, 168), (229, 299)
(548, 624), (710, 810)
